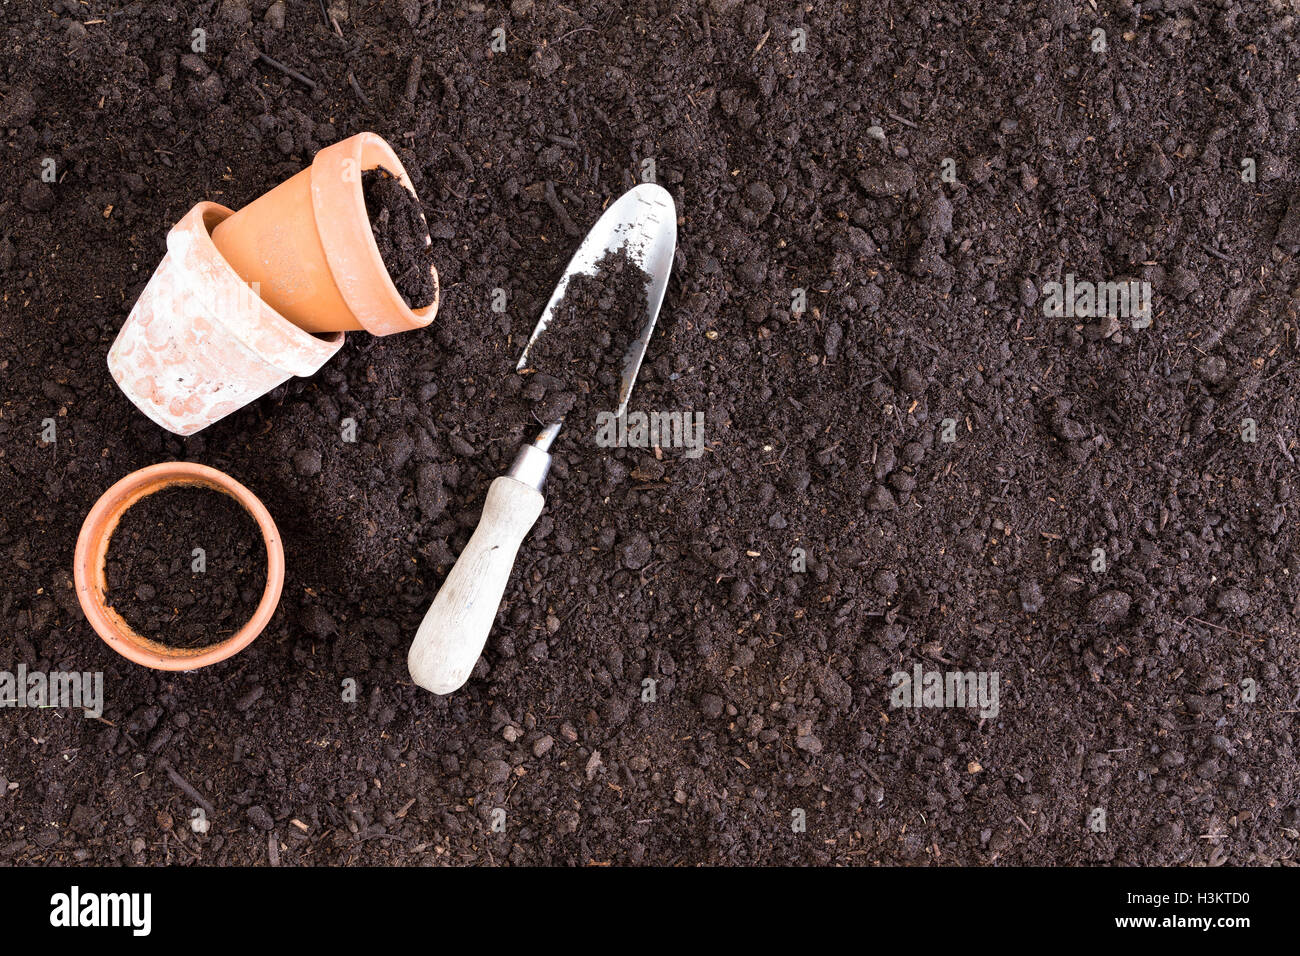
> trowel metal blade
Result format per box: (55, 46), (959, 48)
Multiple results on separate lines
(517, 183), (677, 418)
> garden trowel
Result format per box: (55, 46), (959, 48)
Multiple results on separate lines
(407, 183), (676, 695)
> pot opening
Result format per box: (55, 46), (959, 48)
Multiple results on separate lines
(360, 164), (438, 312)
(102, 481), (269, 652)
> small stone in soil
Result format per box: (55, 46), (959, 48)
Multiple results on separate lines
(1086, 589), (1132, 625)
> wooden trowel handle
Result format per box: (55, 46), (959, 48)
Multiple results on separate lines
(407, 476), (545, 695)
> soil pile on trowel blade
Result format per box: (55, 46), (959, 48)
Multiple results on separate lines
(522, 246), (653, 439)
(105, 487), (268, 648)
(362, 166), (437, 309)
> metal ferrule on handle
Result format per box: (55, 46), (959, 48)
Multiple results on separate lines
(508, 421), (561, 491)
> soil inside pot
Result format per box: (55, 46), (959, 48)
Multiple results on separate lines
(104, 486), (268, 649)
(521, 245), (653, 437)
(362, 166), (437, 310)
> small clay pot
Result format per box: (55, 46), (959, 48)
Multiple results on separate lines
(211, 131), (439, 335)
(108, 201), (345, 435)
(108, 131), (435, 435)
(73, 462), (285, 671)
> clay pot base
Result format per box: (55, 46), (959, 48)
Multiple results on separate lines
(74, 463), (285, 671)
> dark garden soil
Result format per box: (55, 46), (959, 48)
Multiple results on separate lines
(362, 165), (437, 310)
(105, 486), (267, 649)
(523, 246), (653, 430)
(2, 0), (1300, 866)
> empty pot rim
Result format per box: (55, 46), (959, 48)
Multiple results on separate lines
(72, 462), (285, 671)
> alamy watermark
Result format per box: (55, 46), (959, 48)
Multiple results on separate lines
(1042, 273), (1152, 328)
(594, 410), (705, 459)
(890, 665), (1000, 719)
(50, 886), (150, 936)
(0, 666), (103, 718)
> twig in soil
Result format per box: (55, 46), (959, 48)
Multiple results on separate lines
(256, 52), (318, 90)
(1201, 243), (1233, 262)
(1276, 433), (1295, 464)
(347, 71), (372, 108)
(1178, 616), (1259, 641)
(1260, 361), (1296, 385)
(552, 26), (595, 45)
(164, 833), (201, 860)
(160, 761), (216, 817)
(544, 180), (581, 237)
(888, 111), (919, 129)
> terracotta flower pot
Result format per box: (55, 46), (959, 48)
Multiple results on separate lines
(211, 131), (439, 335)
(73, 462), (285, 671)
(108, 201), (345, 436)
(108, 131), (436, 435)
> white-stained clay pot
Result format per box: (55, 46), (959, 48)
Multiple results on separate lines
(108, 201), (344, 436)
